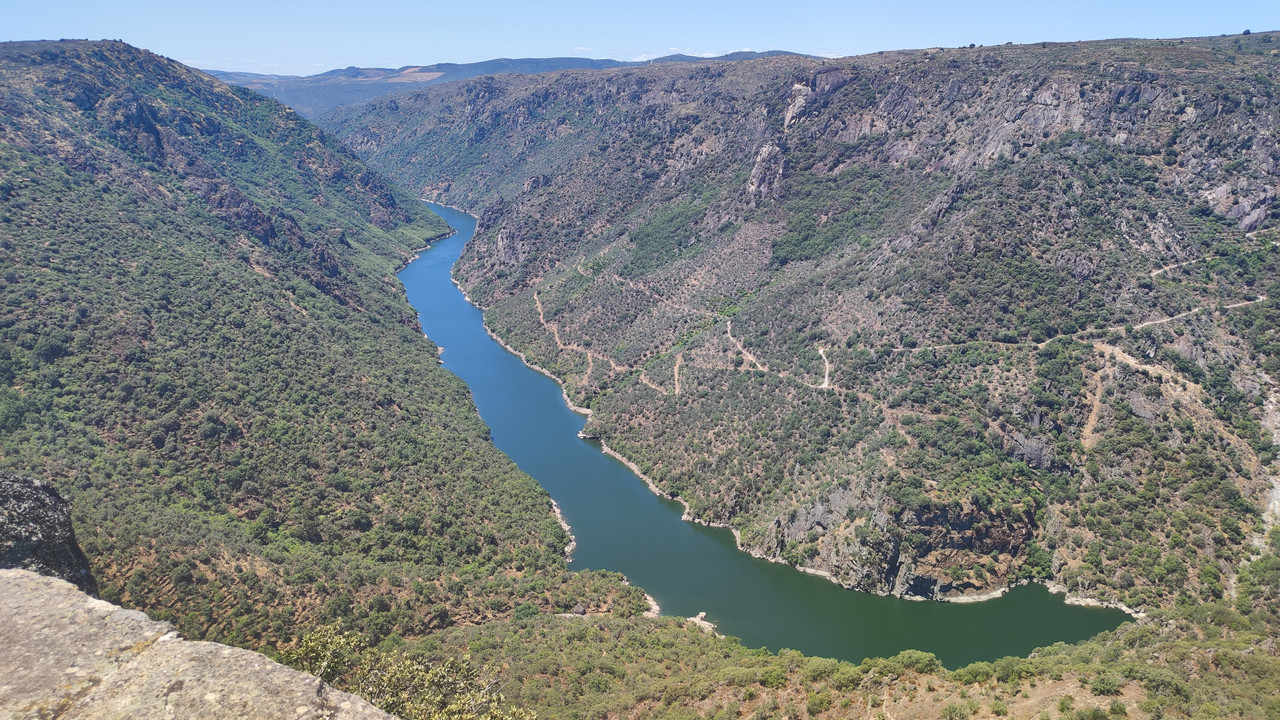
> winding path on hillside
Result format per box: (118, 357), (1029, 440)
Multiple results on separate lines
(542, 244), (1272, 467)
(727, 319), (768, 372)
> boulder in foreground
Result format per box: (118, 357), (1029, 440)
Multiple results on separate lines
(0, 472), (96, 595)
(0, 569), (391, 720)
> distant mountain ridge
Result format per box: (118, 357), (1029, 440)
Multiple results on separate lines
(206, 51), (808, 117)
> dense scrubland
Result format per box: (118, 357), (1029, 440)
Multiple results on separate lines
(312, 31), (1280, 717)
(286, 528), (1280, 719)
(6, 33), (1280, 719)
(0, 40), (643, 651)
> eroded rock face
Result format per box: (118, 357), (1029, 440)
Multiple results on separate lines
(759, 483), (1035, 599)
(0, 472), (97, 594)
(0, 569), (391, 720)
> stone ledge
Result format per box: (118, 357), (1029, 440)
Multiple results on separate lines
(0, 569), (392, 719)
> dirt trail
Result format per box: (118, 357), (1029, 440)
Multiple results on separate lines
(1150, 256), (1213, 277)
(1125, 296), (1266, 333)
(1080, 368), (1106, 450)
(1260, 392), (1280, 542)
(535, 291), (625, 373)
(901, 295), (1270, 356)
(1089, 342), (1202, 389)
(576, 254), (717, 320)
(544, 259), (1272, 439)
(1088, 340), (1264, 471)
(639, 370), (668, 395)
(727, 319), (768, 372)
(534, 291), (564, 348)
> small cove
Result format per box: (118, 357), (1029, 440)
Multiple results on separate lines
(399, 203), (1128, 668)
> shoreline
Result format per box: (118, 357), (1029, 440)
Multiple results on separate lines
(942, 586), (1010, 603)
(549, 499), (577, 561)
(619, 579), (662, 619)
(644, 593), (661, 618)
(596, 440), (842, 575)
(1043, 581), (1147, 619)
(395, 225), (458, 274)
(419, 201), (1146, 624)
(468, 300), (594, 417)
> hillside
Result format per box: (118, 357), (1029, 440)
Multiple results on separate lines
(0, 39), (641, 649)
(297, 528), (1280, 720)
(4, 34), (1280, 720)
(209, 52), (805, 119)
(324, 32), (1280, 612)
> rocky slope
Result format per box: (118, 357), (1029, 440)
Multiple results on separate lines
(325, 32), (1280, 609)
(0, 568), (390, 720)
(0, 471), (96, 594)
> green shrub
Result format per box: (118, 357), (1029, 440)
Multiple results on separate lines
(1092, 673), (1123, 696)
(890, 649), (942, 674)
(830, 663), (867, 690)
(806, 690), (832, 716)
(951, 661), (994, 685)
(760, 666), (788, 689)
(993, 656), (1024, 683)
(803, 656), (839, 681)
(512, 603), (540, 621)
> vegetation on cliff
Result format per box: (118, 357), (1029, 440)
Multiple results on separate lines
(292, 529), (1280, 719)
(7, 32), (1280, 720)
(0, 39), (638, 648)
(325, 32), (1280, 608)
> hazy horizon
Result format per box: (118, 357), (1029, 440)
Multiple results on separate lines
(3, 0), (1277, 77)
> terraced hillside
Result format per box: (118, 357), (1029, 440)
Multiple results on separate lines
(326, 32), (1280, 610)
(0, 39), (642, 648)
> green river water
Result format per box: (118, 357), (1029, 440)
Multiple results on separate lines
(399, 203), (1127, 667)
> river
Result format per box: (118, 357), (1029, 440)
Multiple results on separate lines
(399, 203), (1127, 668)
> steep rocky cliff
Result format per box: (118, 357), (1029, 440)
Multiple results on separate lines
(325, 32), (1280, 608)
(0, 472), (96, 594)
(0, 569), (390, 719)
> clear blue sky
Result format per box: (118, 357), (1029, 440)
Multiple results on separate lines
(5, 0), (1277, 76)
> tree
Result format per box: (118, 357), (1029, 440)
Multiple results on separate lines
(283, 625), (533, 720)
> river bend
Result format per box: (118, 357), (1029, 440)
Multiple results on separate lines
(399, 203), (1126, 667)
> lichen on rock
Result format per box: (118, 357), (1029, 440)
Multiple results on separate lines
(0, 569), (391, 719)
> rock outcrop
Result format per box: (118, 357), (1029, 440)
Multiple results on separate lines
(0, 569), (391, 720)
(0, 472), (97, 594)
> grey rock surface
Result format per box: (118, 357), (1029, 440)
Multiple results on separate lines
(0, 569), (393, 720)
(0, 472), (97, 594)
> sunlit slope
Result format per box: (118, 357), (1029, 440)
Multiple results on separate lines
(325, 32), (1280, 610)
(0, 39), (639, 647)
